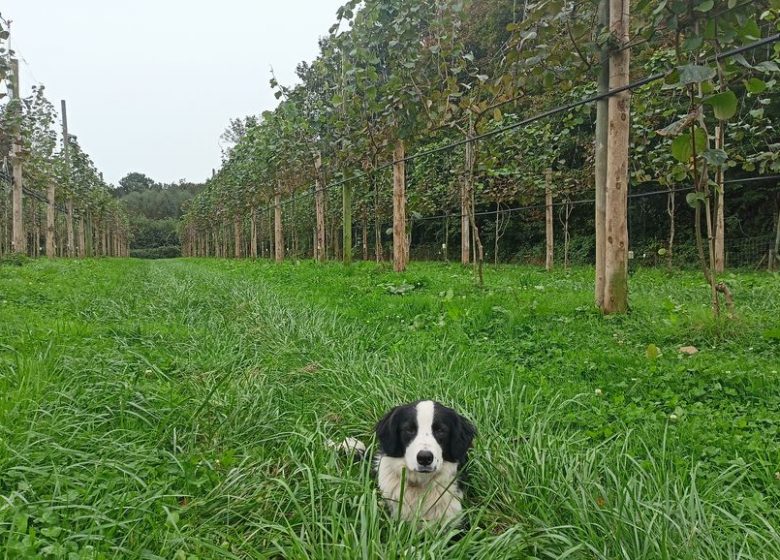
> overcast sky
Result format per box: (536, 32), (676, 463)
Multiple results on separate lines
(4, 0), (345, 186)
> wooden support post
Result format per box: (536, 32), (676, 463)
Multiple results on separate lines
(603, 0), (631, 313)
(234, 214), (242, 258)
(274, 187), (284, 262)
(392, 138), (407, 272)
(362, 211), (369, 261)
(314, 155), (327, 262)
(78, 215), (86, 258)
(250, 208), (258, 258)
(595, 0), (609, 306)
(343, 182), (353, 266)
(61, 100), (75, 257)
(10, 59), (25, 254)
(714, 124), (725, 273)
(460, 172), (470, 265)
(545, 168), (554, 271)
(46, 183), (56, 257)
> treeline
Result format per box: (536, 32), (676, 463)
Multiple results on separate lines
(180, 0), (779, 285)
(114, 172), (203, 258)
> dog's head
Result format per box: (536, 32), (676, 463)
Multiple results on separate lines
(375, 400), (476, 475)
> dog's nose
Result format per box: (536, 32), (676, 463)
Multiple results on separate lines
(417, 450), (434, 466)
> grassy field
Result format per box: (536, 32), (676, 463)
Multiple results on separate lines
(1, 258), (779, 559)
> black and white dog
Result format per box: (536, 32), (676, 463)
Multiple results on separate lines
(332, 400), (476, 524)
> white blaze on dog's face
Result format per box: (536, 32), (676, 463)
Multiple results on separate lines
(405, 400), (440, 473)
(376, 400), (476, 476)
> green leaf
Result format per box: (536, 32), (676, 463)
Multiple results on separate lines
(677, 64), (716, 85)
(653, 0), (668, 15)
(41, 527), (63, 538)
(738, 18), (761, 41)
(702, 148), (728, 167)
(671, 134), (692, 162)
(646, 344), (662, 359)
(745, 77), (767, 93)
(755, 60), (780, 73)
(704, 90), (738, 120)
(683, 36), (704, 52)
(686, 192), (706, 208)
(672, 129), (706, 162)
(694, 0), (714, 12)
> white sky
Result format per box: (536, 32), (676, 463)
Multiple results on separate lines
(4, 0), (346, 186)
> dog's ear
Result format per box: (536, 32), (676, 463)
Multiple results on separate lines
(450, 414), (476, 464)
(375, 406), (404, 457)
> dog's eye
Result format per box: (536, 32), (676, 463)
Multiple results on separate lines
(433, 425), (448, 436)
(402, 425), (415, 435)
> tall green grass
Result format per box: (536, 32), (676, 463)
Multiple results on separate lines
(1, 258), (778, 558)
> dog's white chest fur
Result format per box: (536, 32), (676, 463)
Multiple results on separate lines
(376, 454), (463, 522)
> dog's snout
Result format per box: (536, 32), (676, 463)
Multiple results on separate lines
(417, 450), (434, 466)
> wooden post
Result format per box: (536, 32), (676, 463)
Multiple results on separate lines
(343, 181), (353, 266)
(46, 183), (56, 257)
(545, 168), (554, 271)
(392, 138), (407, 272)
(373, 172), (383, 263)
(603, 0), (631, 314)
(274, 186), (284, 262)
(78, 215), (86, 258)
(10, 59), (25, 254)
(714, 124), (725, 273)
(460, 171), (470, 265)
(595, 0), (609, 306)
(234, 214), (242, 258)
(314, 155), (326, 262)
(250, 208), (258, 258)
(61, 100), (75, 258)
(30, 200), (39, 257)
(362, 210), (369, 261)
(86, 212), (93, 257)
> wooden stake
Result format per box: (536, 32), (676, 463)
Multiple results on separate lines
(250, 208), (257, 258)
(314, 155), (326, 262)
(78, 215), (86, 258)
(392, 138), (407, 272)
(343, 181), (352, 266)
(714, 124), (725, 273)
(594, 0), (609, 305)
(10, 59), (25, 254)
(545, 168), (554, 271)
(46, 183), (56, 257)
(61, 100), (76, 258)
(460, 164), (470, 265)
(362, 213), (369, 261)
(274, 186), (284, 262)
(234, 214), (242, 258)
(603, 0), (631, 314)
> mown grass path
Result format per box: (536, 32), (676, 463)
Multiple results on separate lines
(1, 258), (779, 559)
